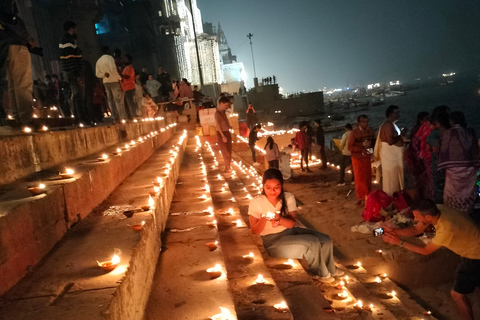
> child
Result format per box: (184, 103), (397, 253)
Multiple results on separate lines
(264, 136), (280, 169)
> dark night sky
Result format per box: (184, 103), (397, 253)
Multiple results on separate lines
(198, 0), (480, 93)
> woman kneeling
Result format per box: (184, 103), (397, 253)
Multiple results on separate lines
(248, 168), (343, 283)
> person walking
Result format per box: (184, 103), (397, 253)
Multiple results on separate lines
(95, 46), (125, 122)
(314, 119), (327, 169)
(264, 136), (280, 169)
(348, 114), (375, 205)
(374, 105), (405, 196)
(246, 103), (257, 131)
(337, 123), (354, 186)
(60, 21), (87, 125)
(121, 54), (136, 120)
(215, 96), (233, 173)
(249, 124), (261, 166)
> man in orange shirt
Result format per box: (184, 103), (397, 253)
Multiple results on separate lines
(121, 54), (137, 120)
(348, 114), (375, 204)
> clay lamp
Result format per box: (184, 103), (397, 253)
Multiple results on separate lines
(129, 140), (136, 146)
(97, 254), (120, 272)
(97, 154), (108, 162)
(28, 183), (46, 195)
(380, 273), (388, 279)
(387, 290), (396, 299)
(210, 307), (232, 320)
(335, 280), (345, 290)
(198, 194), (207, 200)
(374, 276), (382, 283)
(121, 120), (126, 124)
(41, 125), (49, 132)
(204, 207), (214, 216)
(160, 128), (165, 132)
(79, 123), (84, 128)
(23, 126), (32, 133)
(234, 219), (245, 228)
(59, 168), (75, 179)
(206, 220), (217, 227)
(273, 301), (288, 312)
(335, 290), (348, 300)
(217, 174), (223, 180)
(225, 208), (234, 215)
(206, 264), (222, 279)
(343, 275), (350, 283)
(219, 187), (225, 192)
(350, 261), (362, 269)
(123, 210), (134, 218)
(242, 252), (254, 260)
(353, 300), (363, 310)
(138, 137), (143, 142)
(129, 221), (145, 231)
(153, 185), (160, 194)
(155, 177), (163, 186)
(254, 274), (266, 285)
(112, 148), (122, 155)
(230, 197), (236, 203)
(205, 241), (218, 251)
(375, 249), (383, 254)
(122, 144), (130, 150)
(245, 194), (252, 200)
(164, 169), (170, 175)
(201, 184), (210, 192)
(423, 311), (432, 316)
(142, 196), (154, 211)
(284, 259), (295, 267)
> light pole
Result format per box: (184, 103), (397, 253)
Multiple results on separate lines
(246, 33), (257, 79)
(189, 0), (204, 86)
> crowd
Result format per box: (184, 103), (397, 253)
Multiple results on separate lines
(0, 13), (199, 133)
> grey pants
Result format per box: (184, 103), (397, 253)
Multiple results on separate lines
(104, 82), (126, 120)
(262, 227), (336, 277)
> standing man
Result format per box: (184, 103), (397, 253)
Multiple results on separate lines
(95, 46), (125, 122)
(383, 199), (480, 320)
(348, 114), (375, 205)
(295, 121), (311, 172)
(375, 105), (404, 195)
(314, 119), (327, 169)
(337, 123), (354, 186)
(60, 21), (86, 125)
(246, 103), (257, 132)
(156, 66), (171, 102)
(1, 0), (35, 130)
(215, 96), (233, 173)
(121, 54), (136, 120)
(249, 124), (261, 166)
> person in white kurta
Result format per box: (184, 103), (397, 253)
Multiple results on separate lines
(374, 105), (405, 196)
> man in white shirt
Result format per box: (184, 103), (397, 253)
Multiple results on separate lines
(95, 46), (125, 121)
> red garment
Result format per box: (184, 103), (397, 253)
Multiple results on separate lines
(178, 82), (193, 98)
(352, 157), (372, 200)
(416, 122), (433, 162)
(348, 126), (375, 159)
(295, 131), (308, 150)
(121, 65), (135, 91)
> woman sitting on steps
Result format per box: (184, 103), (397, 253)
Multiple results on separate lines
(248, 168), (343, 283)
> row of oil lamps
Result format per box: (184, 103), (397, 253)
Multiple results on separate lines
(197, 137), (291, 318)
(27, 125), (178, 195)
(20, 116), (168, 134)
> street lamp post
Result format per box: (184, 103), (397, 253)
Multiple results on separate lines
(246, 33), (257, 80)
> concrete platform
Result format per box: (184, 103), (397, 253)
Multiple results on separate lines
(0, 132), (187, 320)
(0, 123), (177, 296)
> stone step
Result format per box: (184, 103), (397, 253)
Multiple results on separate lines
(0, 131), (187, 320)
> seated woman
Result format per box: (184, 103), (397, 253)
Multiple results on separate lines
(248, 168), (343, 283)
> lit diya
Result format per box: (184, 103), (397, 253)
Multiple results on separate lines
(334, 290), (348, 300)
(59, 168), (75, 179)
(225, 208), (234, 215)
(206, 264), (222, 279)
(129, 221), (145, 231)
(242, 252), (254, 260)
(273, 301), (288, 312)
(254, 274), (266, 284)
(28, 183), (46, 195)
(335, 280), (345, 290)
(284, 259), (295, 267)
(205, 241), (218, 251)
(141, 196), (155, 211)
(97, 154), (109, 162)
(97, 254), (120, 272)
(206, 220), (217, 227)
(112, 148), (122, 155)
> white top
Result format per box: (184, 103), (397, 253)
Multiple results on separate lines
(265, 143), (280, 162)
(95, 54), (121, 84)
(340, 131), (351, 156)
(248, 192), (297, 236)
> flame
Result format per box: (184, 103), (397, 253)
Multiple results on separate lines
(154, 186), (160, 193)
(255, 274), (265, 284)
(39, 183), (46, 189)
(23, 127), (32, 133)
(284, 259), (295, 266)
(112, 254), (120, 264)
(116, 148), (122, 153)
(157, 177), (163, 184)
(356, 261), (362, 267)
(101, 154), (108, 159)
(148, 196), (154, 208)
(374, 277), (382, 283)
(390, 290), (396, 297)
(65, 168), (74, 175)
(339, 290), (348, 298)
(210, 307), (232, 320)
(235, 219), (242, 226)
(354, 300), (363, 308)
(274, 301), (287, 310)
(207, 264), (222, 273)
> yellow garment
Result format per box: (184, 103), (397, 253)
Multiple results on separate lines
(431, 205), (480, 259)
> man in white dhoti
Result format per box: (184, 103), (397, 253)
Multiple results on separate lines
(374, 105), (405, 196)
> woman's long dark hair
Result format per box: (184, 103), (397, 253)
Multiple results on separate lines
(264, 136), (274, 150)
(261, 168), (288, 217)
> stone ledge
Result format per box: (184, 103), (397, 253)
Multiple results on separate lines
(0, 125), (177, 296)
(0, 132), (187, 320)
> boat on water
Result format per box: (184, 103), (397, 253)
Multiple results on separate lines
(384, 90), (406, 97)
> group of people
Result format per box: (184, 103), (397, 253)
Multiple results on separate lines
(294, 119), (328, 172)
(0, 12), (199, 132)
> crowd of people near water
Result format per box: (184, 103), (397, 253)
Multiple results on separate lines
(237, 102), (480, 320)
(0, 13), (202, 134)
